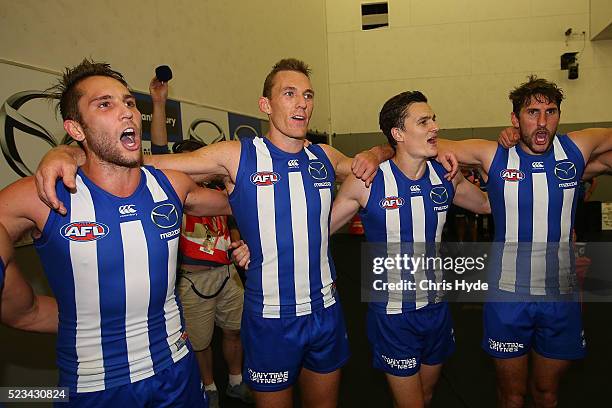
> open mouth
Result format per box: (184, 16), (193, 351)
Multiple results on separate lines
(291, 114), (307, 122)
(534, 130), (548, 145)
(427, 136), (437, 145)
(120, 128), (139, 149)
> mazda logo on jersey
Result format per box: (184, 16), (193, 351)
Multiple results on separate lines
(380, 196), (404, 210)
(554, 161), (576, 181)
(151, 203), (179, 229)
(250, 171), (280, 186)
(308, 161), (328, 180)
(430, 186), (448, 204)
(500, 169), (525, 182)
(61, 222), (109, 242)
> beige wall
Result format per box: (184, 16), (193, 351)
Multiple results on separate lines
(0, 0), (331, 132)
(591, 0), (612, 40)
(326, 0), (612, 134)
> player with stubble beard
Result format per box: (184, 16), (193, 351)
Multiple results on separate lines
(34, 58), (439, 408)
(437, 76), (612, 408)
(0, 59), (234, 407)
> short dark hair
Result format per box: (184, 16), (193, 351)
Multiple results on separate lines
(262, 58), (311, 98)
(47, 58), (128, 123)
(379, 91), (428, 146)
(509, 75), (564, 116)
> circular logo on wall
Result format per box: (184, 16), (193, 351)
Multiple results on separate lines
(0, 91), (73, 177)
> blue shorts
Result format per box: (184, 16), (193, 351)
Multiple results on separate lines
(242, 302), (351, 391)
(367, 302), (455, 377)
(58, 352), (207, 407)
(482, 302), (586, 360)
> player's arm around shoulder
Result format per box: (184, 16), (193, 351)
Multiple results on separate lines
(147, 140), (241, 182)
(567, 128), (612, 164)
(452, 172), (491, 215)
(583, 150), (612, 180)
(331, 173), (372, 234)
(0, 177), (51, 241)
(437, 138), (497, 175)
(163, 170), (231, 217)
(320, 143), (392, 187)
(35, 145), (85, 215)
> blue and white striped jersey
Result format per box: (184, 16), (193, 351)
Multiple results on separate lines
(360, 160), (454, 313)
(229, 137), (336, 318)
(35, 166), (188, 393)
(486, 135), (585, 295)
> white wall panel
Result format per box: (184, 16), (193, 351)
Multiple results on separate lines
(326, 0), (361, 33)
(531, 0), (588, 17)
(327, 32), (356, 84)
(0, 0), (331, 131)
(352, 23), (471, 81)
(325, 0), (611, 134)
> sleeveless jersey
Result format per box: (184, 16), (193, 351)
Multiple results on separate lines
(486, 135), (585, 295)
(34, 166), (187, 393)
(229, 137), (336, 318)
(360, 160), (454, 313)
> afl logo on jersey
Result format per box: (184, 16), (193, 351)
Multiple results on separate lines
(151, 203), (179, 229)
(430, 186), (449, 204)
(380, 196), (405, 210)
(500, 169), (525, 182)
(250, 172), (280, 186)
(61, 222), (109, 242)
(554, 161), (576, 181)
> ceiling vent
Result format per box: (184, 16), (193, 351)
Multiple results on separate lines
(362, 2), (388, 30)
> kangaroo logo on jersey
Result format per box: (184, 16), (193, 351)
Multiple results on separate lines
(500, 169), (525, 182)
(250, 172), (280, 186)
(151, 203), (179, 229)
(380, 196), (405, 210)
(308, 161), (328, 180)
(430, 186), (449, 204)
(554, 161), (576, 181)
(61, 222), (109, 242)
